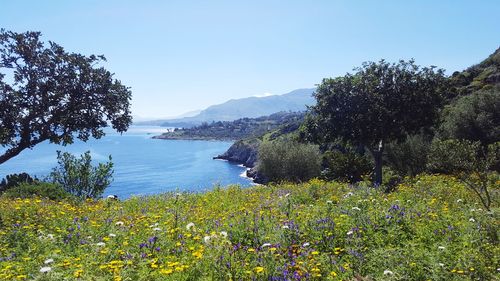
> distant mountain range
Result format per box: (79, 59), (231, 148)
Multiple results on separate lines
(136, 88), (316, 127)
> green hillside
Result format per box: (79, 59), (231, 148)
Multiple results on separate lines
(450, 47), (500, 96)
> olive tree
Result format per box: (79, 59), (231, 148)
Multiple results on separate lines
(308, 60), (446, 185)
(0, 29), (132, 164)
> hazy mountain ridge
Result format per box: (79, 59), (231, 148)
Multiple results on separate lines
(136, 88), (315, 127)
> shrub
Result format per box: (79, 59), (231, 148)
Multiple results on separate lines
(439, 89), (500, 145)
(427, 139), (499, 210)
(385, 133), (431, 176)
(0, 173), (36, 193)
(257, 140), (321, 183)
(321, 149), (372, 183)
(49, 151), (114, 199)
(2, 182), (71, 200)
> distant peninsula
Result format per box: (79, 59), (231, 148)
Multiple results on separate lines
(152, 111), (305, 141)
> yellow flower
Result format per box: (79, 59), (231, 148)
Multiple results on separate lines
(254, 266), (264, 273)
(160, 268), (173, 275)
(330, 271), (337, 277)
(192, 251), (203, 259)
(311, 251), (319, 255)
(74, 269), (84, 278)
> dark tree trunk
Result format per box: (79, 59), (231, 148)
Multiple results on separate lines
(371, 140), (384, 186)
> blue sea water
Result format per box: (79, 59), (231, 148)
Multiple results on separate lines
(0, 126), (253, 198)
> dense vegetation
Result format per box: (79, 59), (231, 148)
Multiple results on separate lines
(250, 50), (500, 187)
(154, 112), (304, 141)
(0, 176), (498, 280)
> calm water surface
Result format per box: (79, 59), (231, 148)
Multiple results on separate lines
(0, 126), (253, 198)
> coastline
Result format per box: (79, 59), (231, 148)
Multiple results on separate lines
(152, 135), (237, 142)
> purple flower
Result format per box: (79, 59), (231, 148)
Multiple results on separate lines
(148, 236), (158, 244)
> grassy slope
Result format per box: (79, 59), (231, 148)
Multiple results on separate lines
(0, 175), (498, 280)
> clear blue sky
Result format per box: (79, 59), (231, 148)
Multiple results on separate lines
(1, 0), (499, 119)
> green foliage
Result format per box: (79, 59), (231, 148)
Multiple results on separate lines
(385, 133), (432, 176)
(427, 139), (488, 174)
(257, 140), (321, 183)
(0, 29), (132, 165)
(0, 173), (36, 193)
(309, 59), (447, 184)
(439, 89), (500, 145)
(49, 151), (114, 199)
(321, 148), (372, 183)
(2, 182), (71, 200)
(427, 139), (500, 210)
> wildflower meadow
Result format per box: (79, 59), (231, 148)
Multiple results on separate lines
(0, 175), (498, 280)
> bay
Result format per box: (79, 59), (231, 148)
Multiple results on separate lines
(0, 126), (253, 198)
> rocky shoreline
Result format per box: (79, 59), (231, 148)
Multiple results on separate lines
(213, 139), (267, 184)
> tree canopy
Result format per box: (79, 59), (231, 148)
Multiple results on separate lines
(307, 59), (447, 184)
(0, 30), (132, 164)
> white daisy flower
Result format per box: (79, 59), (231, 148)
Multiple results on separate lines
(383, 270), (393, 275)
(203, 236), (211, 244)
(186, 222), (195, 230)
